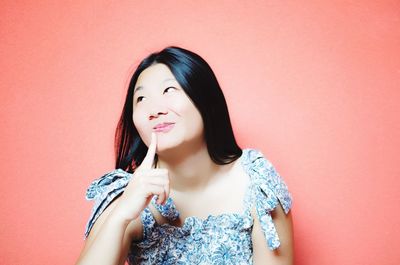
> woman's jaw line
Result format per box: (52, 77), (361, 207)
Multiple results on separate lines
(155, 137), (206, 166)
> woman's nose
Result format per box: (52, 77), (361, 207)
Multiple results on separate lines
(148, 103), (168, 120)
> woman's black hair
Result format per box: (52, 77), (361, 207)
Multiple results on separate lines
(115, 46), (242, 172)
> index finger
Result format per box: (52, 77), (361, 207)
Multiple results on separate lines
(140, 132), (157, 169)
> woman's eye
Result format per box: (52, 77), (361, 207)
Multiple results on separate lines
(136, 96), (145, 103)
(164, 87), (176, 93)
(136, 87), (175, 103)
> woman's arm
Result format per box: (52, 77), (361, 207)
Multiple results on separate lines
(251, 204), (294, 265)
(75, 196), (141, 265)
(76, 133), (169, 265)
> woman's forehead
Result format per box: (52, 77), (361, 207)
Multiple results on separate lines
(134, 64), (177, 93)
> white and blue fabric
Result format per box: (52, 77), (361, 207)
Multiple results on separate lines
(84, 148), (292, 264)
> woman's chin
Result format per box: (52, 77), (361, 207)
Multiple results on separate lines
(155, 141), (179, 154)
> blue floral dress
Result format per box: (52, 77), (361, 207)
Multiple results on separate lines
(84, 148), (292, 264)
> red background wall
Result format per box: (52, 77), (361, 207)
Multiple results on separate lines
(1, 1), (399, 264)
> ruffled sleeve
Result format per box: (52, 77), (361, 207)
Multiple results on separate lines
(242, 148), (293, 250)
(83, 168), (132, 239)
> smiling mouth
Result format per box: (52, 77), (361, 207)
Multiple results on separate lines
(153, 123), (175, 133)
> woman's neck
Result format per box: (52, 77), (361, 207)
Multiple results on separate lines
(156, 144), (222, 193)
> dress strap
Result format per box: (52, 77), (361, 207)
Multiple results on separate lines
(84, 169), (132, 238)
(241, 148), (293, 250)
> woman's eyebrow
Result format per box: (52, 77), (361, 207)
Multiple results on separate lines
(134, 86), (144, 94)
(134, 78), (176, 94)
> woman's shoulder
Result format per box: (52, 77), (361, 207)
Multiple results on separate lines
(85, 168), (132, 201)
(240, 147), (292, 213)
(240, 147), (293, 250)
(240, 147), (275, 162)
(240, 147), (283, 174)
(240, 148), (280, 174)
(83, 168), (132, 238)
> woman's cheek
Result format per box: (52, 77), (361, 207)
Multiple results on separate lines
(171, 96), (190, 113)
(133, 111), (146, 133)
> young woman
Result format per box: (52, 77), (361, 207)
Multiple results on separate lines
(76, 46), (294, 264)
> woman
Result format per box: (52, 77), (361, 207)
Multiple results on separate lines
(76, 46), (294, 264)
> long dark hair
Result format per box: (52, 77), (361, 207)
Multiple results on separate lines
(115, 46), (242, 172)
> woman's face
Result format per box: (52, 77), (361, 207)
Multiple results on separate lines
(132, 63), (204, 153)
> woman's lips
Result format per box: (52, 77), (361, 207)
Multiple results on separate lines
(153, 123), (175, 133)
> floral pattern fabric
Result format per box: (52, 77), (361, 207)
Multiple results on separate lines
(84, 148), (292, 264)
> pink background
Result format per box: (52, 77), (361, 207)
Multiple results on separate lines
(1, 1), (399, 264)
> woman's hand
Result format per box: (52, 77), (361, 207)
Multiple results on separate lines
(75, 132), (168, 265)
(113, 132), (170, 221)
